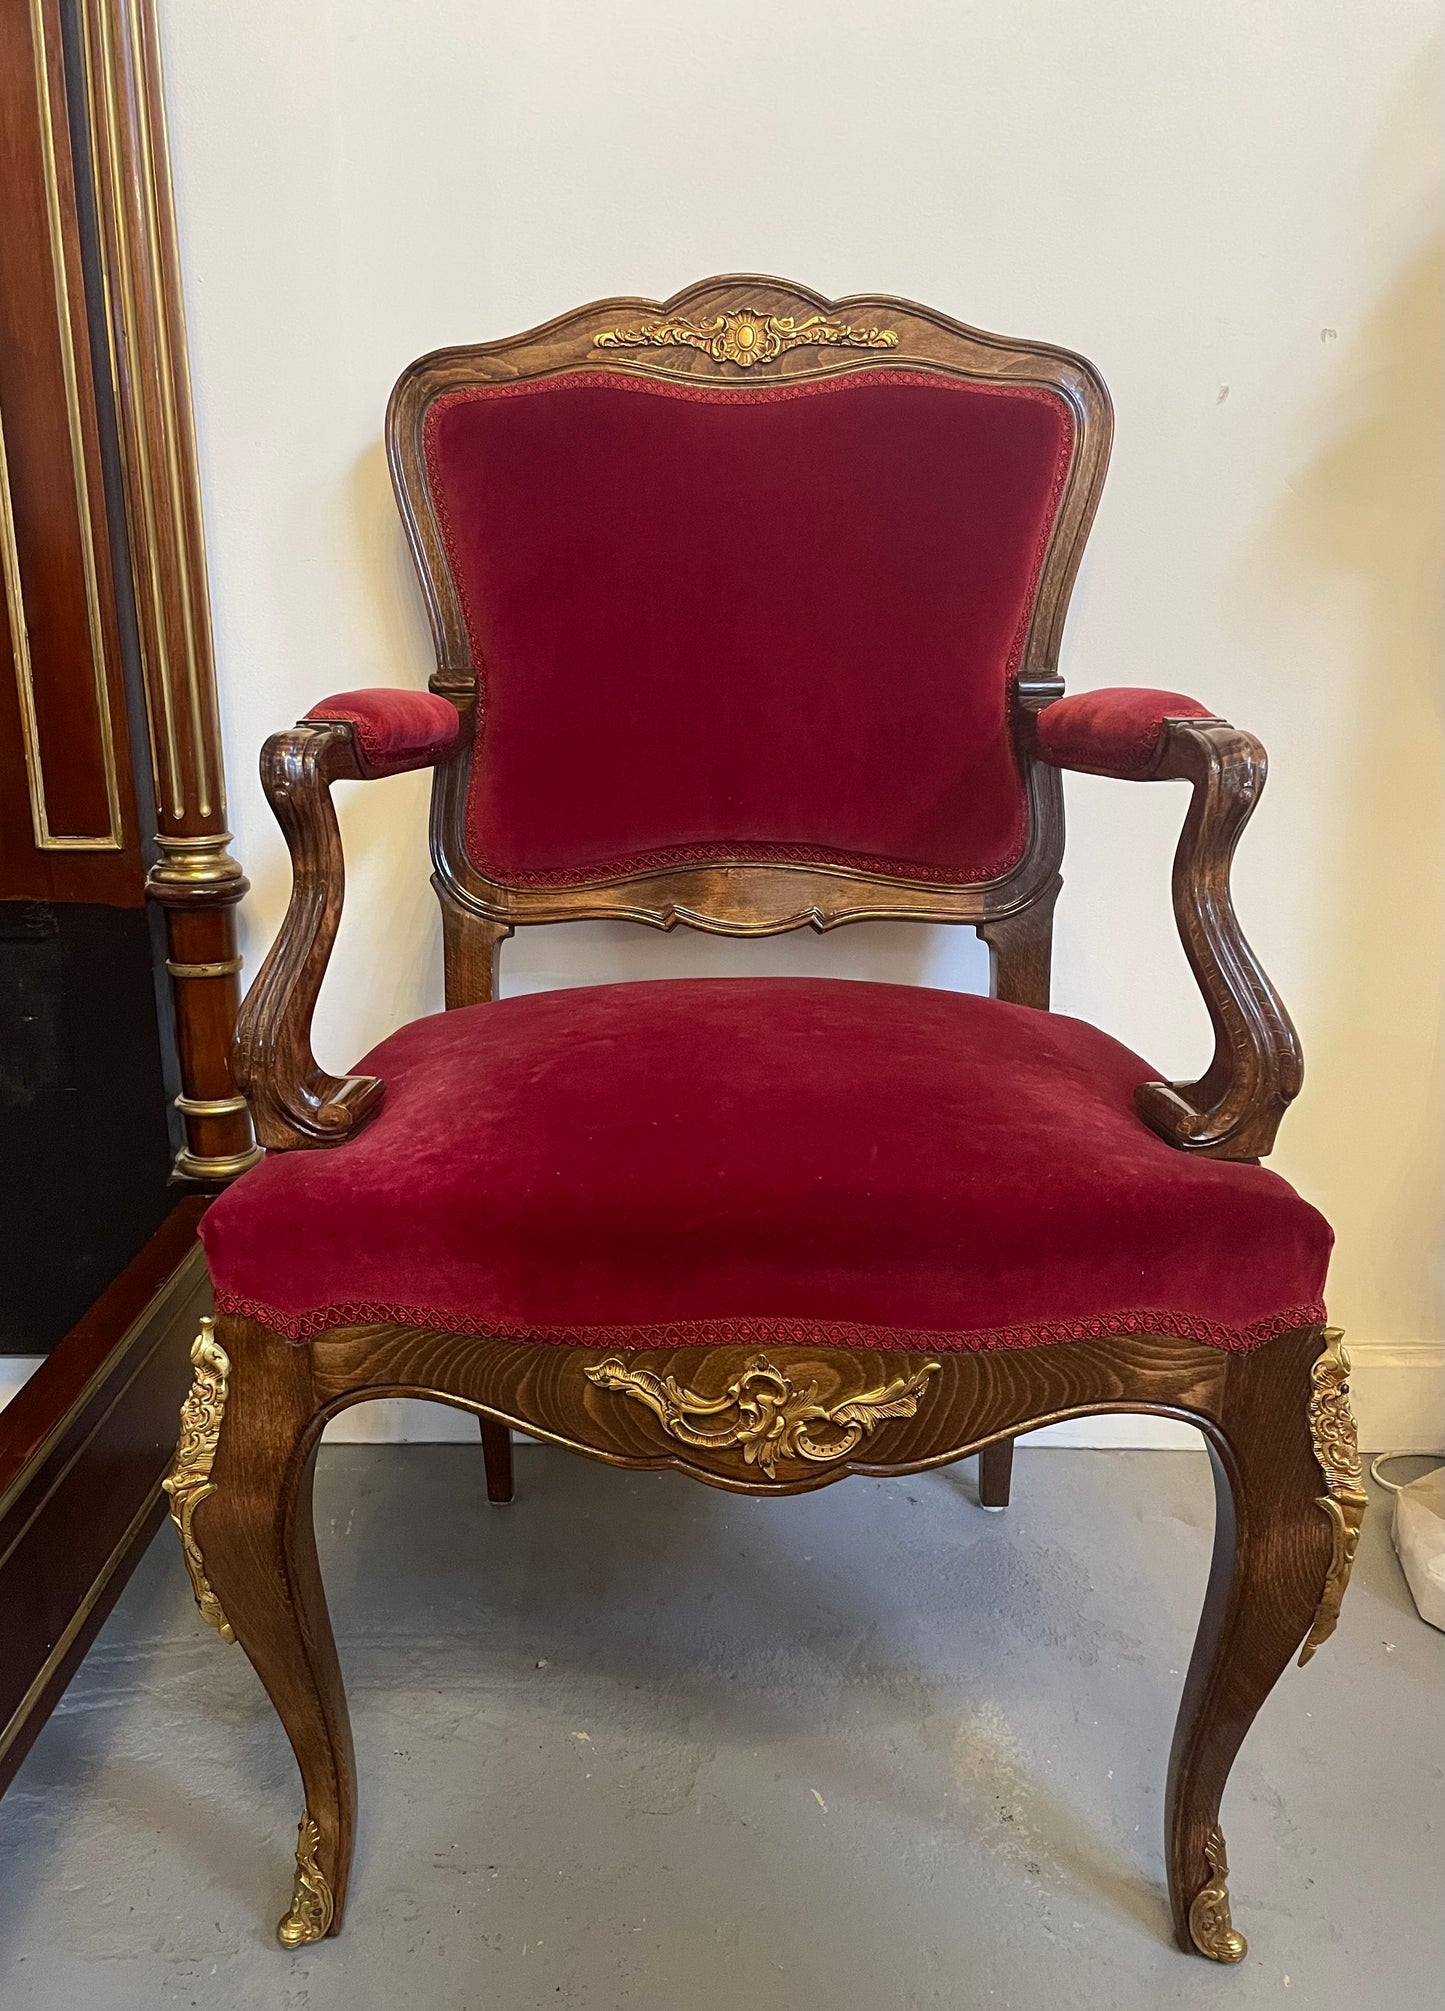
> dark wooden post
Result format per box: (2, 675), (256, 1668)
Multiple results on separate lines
(83, 0), (259, 1178)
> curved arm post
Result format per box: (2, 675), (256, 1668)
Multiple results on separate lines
(233, 723), (385, 1151)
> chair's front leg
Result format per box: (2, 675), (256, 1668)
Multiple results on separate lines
(1166, 1326), (1358, 1960)
(174, 1317), (356, 1944)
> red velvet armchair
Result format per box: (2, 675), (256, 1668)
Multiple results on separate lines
(165, 278), (1361, 1964)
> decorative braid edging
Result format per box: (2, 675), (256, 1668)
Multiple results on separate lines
(462, 825), (1034, 891)
(211, 1292), (1327, 1355)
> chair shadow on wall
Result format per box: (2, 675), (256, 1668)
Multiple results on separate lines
(1254, 223), (1444, 1345)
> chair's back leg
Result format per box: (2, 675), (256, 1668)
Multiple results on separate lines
(1166, 1327), (1348, 1961)
(437, 888), (510, 1008)
(975, 873), (1063, 1512)
(977, 1437), (1015, 1509)
(182, 1317), (357, 1945)
(479, 1415), (516, 1503)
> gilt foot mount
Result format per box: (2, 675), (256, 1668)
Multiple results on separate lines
(277, 1812), (334, 1948)
(1187, 1826), (1247, 1963)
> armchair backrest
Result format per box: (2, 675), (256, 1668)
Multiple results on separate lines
(388, 277), (1111, 937)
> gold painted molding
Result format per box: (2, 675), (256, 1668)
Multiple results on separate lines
(4, 0), (124, 853)
(1187, 1826), (1247, 1963)
(80, 0), (258, 1181)
(277, 1811), (334, 1948)
(1299, 1329), (1367, 1666)
(594, 308), (898, 370)
(584, 1352), (939, 1478)
(161, 1318), (235, 1643)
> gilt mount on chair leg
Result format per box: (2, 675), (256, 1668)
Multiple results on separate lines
(166, 1313), (1357, 1957)
(177, 277), (1342, 1976)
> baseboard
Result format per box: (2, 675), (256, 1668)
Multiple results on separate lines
(1345, 1341), (1444, 1454)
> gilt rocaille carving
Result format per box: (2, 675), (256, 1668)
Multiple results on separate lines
(584, 1352), (939, 1478)
(162, 1319), (235, 1643)
(1187, 1826), (1247, 1963)
(593, 308), (898, 369)
(276, 1811), (334, 1948)
(1298, 1329), (1367, 1666)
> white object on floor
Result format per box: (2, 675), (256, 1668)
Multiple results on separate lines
(1371, 1456), (1445, 1632)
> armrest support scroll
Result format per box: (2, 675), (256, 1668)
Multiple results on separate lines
(234, 690), (462, 1152)
(1031, 693), (1303, 1160)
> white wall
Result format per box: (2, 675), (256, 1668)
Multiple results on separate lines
(156, 0), (1442, 1440)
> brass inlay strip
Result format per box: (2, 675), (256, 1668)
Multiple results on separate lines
(90, 0), (177, 816)
(1187, 1825), (1247, 1963)
(7, 0), (124, 852)
(1299, 1329), (1367, 1666)
(594, 308), (898, 370)
(128, 0), (211, 818)
(277, 1811), (334, 1947)
(162, 1319), (235, 1642)
(85, 0), (220, 824)
(166, 955), (243, 978)
(585, 1352), (939, 1478)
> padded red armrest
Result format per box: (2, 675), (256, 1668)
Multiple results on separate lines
(1034, 687), (1219, 779)
(304, 688), (461, 778)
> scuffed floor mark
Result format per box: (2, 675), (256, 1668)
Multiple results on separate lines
(951, 1702), (1060, 1879)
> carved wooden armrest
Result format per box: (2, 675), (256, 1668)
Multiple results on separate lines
(234, 690), (462, 1152)
(1030, 687), (1303, 1160)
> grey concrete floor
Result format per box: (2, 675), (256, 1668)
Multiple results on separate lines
(0, 1446), (1439, 2010)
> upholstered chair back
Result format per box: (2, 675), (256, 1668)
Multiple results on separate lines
(388, 281), (1112, 921)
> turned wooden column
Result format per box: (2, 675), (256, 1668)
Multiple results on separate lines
(82, 0), (258, 1178)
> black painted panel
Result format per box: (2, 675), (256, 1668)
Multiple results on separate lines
(0, 900), (174, 1349)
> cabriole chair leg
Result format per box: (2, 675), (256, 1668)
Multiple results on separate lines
(1166, 1329), (1357, 1961)
(172, 1318), (357, 1946)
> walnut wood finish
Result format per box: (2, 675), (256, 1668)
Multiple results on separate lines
(477, 1417), (514, 1504)
(232, 721), (383, 1150)
(193, 1320), (356, 1940)
(437, 885), (510, 1009)
(1129, 719), (1303, 1160)
(976, 1432), (1016, 1509)
(979, 870), (1061, 1009)
(191, 1314), (1338, 1956)
(975, 867), (1063, 1503)
(201, 281), (1340, 1964)
(1164, 1324), (1333, 1958)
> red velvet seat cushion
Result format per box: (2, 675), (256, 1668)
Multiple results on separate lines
(204, 979), (1329, 1352)
(423, 370), (1072, 885)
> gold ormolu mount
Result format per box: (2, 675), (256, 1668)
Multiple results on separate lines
(1299, 1329), (1367, 1666)
(584, 1352), (939, 1478)
(1187, 1826), (1247, 1963)
(277, 1811), (334, 1948)
(162, 1318), (236, 1642)
(593, 308), (897, 370)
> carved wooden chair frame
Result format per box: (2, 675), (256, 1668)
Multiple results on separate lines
(168, 278), (1362, 1964)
